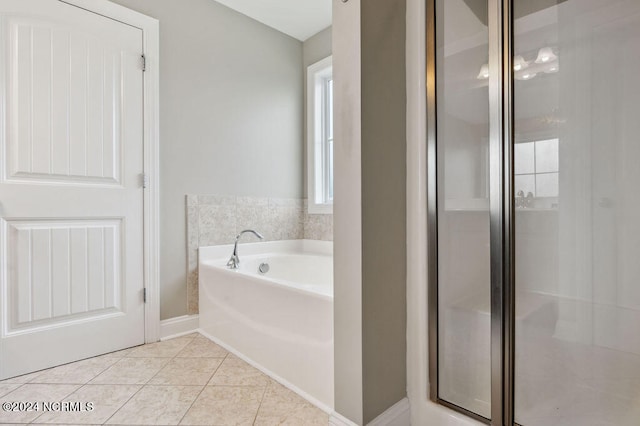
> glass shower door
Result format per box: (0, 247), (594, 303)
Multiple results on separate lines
(513, 1), (640, 424)
(434, 0), (491, 420)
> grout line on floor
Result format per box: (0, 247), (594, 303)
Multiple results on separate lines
(251, 379), (270, 425)
(204, 383), (268, 387)
(100, 383), (145, 425)
(122, 355), (178, 358)
(28, 382), (85, 424)
(0, 382), (25, 399)
(176, 351), (228, 426)
(28, 358), (121, 386)
(145, 355), (174, 385)
(174, 384), (206, 426)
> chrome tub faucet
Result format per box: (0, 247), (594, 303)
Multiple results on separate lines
(226, 229), (264, 269)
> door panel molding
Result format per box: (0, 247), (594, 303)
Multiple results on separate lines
(5, 218), (124, 334)
(5, 14), (126, 186)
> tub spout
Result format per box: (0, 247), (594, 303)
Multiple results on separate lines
(226, 229), (264, 269)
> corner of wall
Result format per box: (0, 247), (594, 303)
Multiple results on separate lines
(361, 0), (408, 422)
(404, 0), (430, 422)
(332, 0), (364, 422)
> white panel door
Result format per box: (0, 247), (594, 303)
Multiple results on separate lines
(0, 0), (145, 379)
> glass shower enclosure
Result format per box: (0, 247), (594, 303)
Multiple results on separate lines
(427, 0), (640, 425)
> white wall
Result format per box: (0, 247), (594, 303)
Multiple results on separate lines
(108, 0), (304, 319)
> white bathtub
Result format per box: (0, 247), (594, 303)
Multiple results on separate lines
(198, 239), (334, 410)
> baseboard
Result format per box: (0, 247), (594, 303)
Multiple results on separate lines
(367, 398), (410, 426)
(329, 397), (410, 426)
(197, 328), (333, 414)
(329, 411), (359, 426)
(160, 315), (199, 340)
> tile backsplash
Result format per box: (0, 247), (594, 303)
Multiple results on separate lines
(186, 195), (333, 313)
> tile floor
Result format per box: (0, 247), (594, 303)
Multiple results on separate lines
(0, 333), (329, 425)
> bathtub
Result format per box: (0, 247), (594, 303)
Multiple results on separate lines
(198, 239), (333, 410)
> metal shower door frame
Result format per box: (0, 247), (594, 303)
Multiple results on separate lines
(426, 0), (516, 424)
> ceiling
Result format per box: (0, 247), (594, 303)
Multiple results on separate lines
(214, 0), (331, 41)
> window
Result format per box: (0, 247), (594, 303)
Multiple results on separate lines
(307, 56), (333, 214)
(514, 138), (559, 197)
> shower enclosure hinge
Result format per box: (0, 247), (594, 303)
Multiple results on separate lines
(141, 54), (146, 72)
(143, 288), (147, 303)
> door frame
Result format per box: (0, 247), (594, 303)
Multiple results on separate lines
(59, 0), (161, 343)
(424, 0), (516, 424)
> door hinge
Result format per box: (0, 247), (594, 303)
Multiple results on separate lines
(141, 54), (146, 72)
(142, 173), (148, 189)
(143, 288), (147, 303)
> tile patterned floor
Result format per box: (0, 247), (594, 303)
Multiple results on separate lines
(0, 333), (329, 425)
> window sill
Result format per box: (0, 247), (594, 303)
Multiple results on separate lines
(308, 203), (333, 215)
